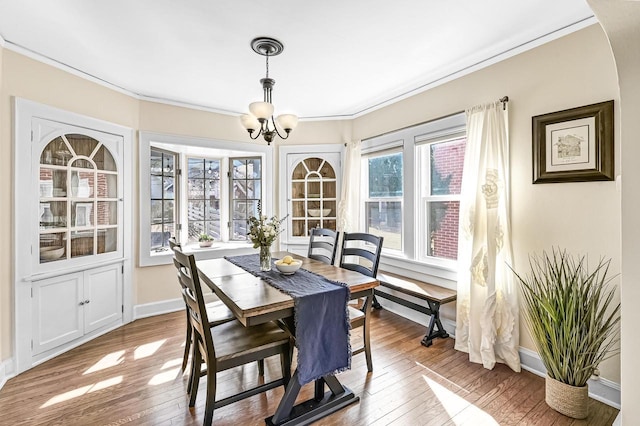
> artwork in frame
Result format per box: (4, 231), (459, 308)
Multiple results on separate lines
(532, 100), (614, 183)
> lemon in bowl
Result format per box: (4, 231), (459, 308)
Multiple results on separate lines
(275, 256), (302, 275)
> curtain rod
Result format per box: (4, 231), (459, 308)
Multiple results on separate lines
(499, 96), (509, 110)
(348, 96), (510, 145)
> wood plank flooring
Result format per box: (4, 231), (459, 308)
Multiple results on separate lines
(0, 309), (618, 425)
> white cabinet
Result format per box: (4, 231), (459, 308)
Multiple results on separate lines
(279, 145), (343, 254)
(15, 99), (132, 373)
(32, 264), (123, 357)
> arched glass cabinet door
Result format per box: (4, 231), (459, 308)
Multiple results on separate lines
(39, 133), (119, 264)
(290, 157), (337, 237)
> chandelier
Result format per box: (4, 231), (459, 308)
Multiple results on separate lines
(240, 37), (298, 145)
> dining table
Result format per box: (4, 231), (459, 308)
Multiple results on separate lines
(197, 250), (379, 426)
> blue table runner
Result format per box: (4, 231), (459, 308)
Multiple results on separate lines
(226, 254), (351, 385)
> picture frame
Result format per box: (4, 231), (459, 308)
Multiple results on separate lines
(532, 100), (614, 183)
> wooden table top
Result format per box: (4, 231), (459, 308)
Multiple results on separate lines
(197, 251), (379, 326)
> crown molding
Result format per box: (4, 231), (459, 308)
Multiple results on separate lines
(2, 16), (597, 122)
(349, 15), (599, 119)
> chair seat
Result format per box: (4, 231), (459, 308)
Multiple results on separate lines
(212, 320), (291, 365)
(205, 300), (235, 326)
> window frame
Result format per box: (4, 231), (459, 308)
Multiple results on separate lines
(361, 147), (405, 254)
(150, 147), (178, 252)
(416, 135), (466, 266)
(139, 132), (274, 267)
(229, 156), (263, 241)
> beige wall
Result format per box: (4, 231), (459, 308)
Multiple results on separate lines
(354, 24), (621, 383)
(0, 24), (623, 387)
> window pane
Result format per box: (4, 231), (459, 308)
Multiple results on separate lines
(188, 179), (204, 199)
(150, 176), (163, 199)
(427, 200), (460, 260)
(233, 180), (248, 199)
(368, 153), (403, 197)
(163, 177), (174, 199)
(232, 159), (247, 178)
(365, 201), (402, 250)
(188, 200), (205, 221)
(163, 155), (174, 176)
(232, 200), (246, 219)
(150, 151), (162, 174)
(247, 158), (261, 178)
(206, 199), (220, 220)
(232, 220), (248, 241)
(188, 158), (204, 178)
(205, 179), (219, 199)
(430, 138), (465, 195)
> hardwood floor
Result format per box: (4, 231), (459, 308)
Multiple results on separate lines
(0, 309), (618, 425)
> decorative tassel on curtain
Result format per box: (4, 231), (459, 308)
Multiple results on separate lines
(337, 140), (361, 233)
(455, 100), (521, 372)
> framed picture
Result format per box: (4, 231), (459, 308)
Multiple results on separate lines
(532, 100), (614, 183)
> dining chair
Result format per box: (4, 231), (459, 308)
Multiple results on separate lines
(169, 238), (235, 374)
(173, 247), (291, 426)
(339, 232), (384, 372)
(307, 228), (340, 265)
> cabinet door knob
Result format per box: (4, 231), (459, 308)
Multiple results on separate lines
(84, 299), (90, 304)
(79, 301), (85, 306)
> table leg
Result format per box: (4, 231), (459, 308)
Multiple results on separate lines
(266, 372), (358, 426)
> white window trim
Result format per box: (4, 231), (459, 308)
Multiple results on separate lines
(361, 147), (405, 255)
(360, 113), (466, 289)
(139, 132), (274, 267)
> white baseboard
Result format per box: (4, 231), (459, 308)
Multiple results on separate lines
(0, 357), (15, 391)
(613, 412), (621, 426)
(519, 346), (620, 409)
(133, 298), (184, 320)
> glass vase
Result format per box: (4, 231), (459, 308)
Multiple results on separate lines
(260, 245), (272, 272)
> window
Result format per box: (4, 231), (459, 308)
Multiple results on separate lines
(362, 150), (403, 251)
(417, 137), (466, 260)
(187, 158), (221, 243)
(360, 112), (466, 279)
(150, 148), (177, 251)
(230, 158), (262, 241)
(139, 132), (273, 267)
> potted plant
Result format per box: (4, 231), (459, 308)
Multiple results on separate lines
(198, 233), (214, 248)
(510, 248), (620, 419)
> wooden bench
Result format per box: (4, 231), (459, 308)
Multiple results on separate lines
(373, 272), (457, 347)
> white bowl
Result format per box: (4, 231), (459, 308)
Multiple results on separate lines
(40, 246), (65, 261)
(275, 259), (302, 275)
(308, 208), (331, 217)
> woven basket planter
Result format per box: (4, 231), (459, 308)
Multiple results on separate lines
(545, 375), (589, 419)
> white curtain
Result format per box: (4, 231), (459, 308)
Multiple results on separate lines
(337, 140), (361, 233)
(455, 101), (520, 372)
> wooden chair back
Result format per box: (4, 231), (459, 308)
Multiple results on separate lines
(339, 232), (384, 278)
(307, 228), (340, 265)
(172, 248), (217, 364)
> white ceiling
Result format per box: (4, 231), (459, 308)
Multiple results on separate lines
(0, 0), (595, 119)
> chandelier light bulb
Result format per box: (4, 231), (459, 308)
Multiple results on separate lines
(276, 114), (299, 132)
(249, 102), (274, 121)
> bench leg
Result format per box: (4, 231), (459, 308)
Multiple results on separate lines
(420, 301), (449, 347)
